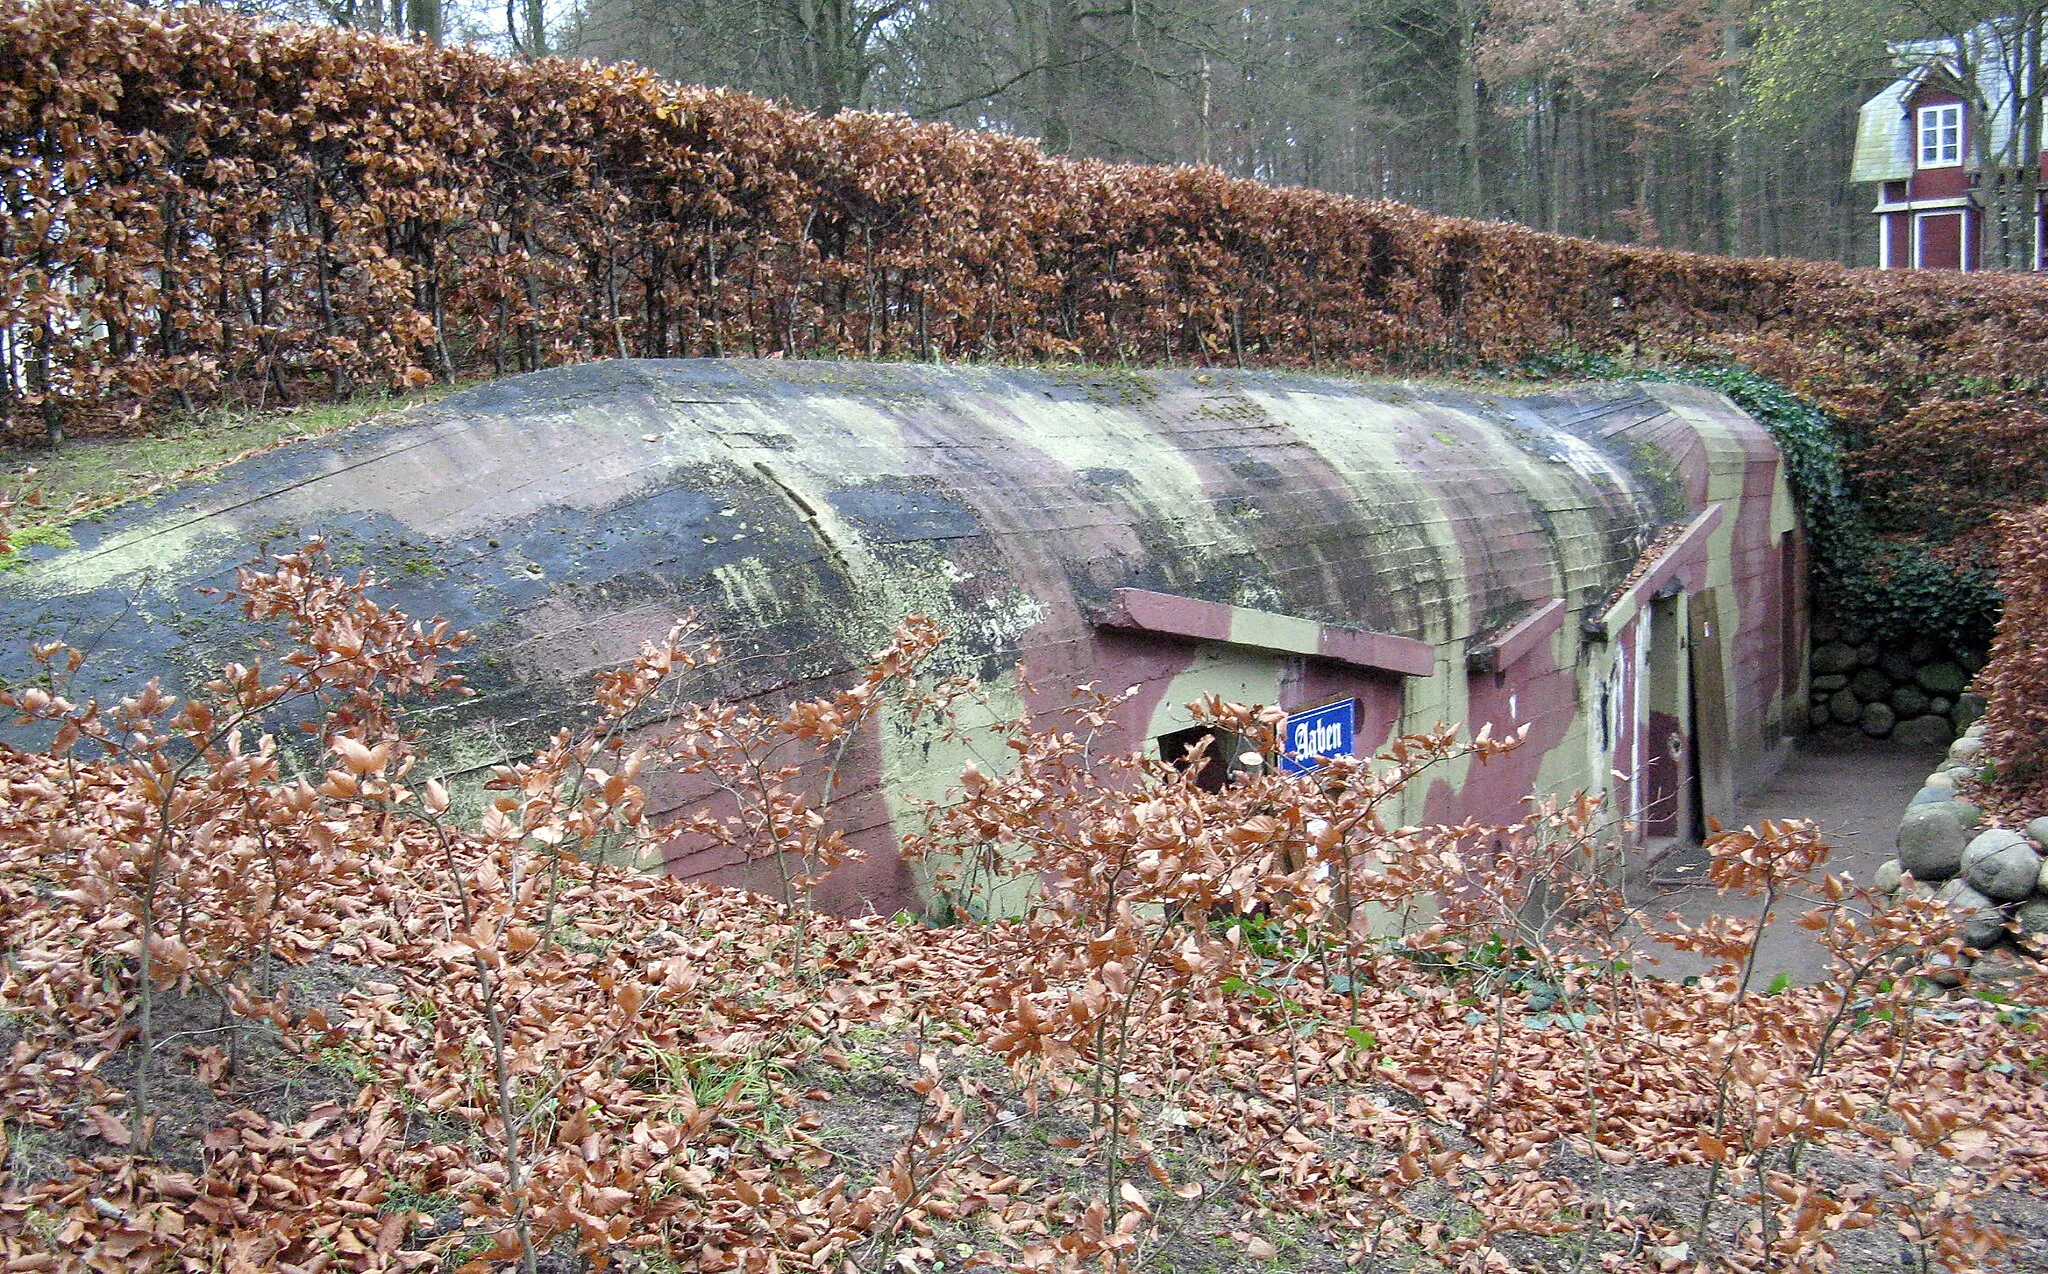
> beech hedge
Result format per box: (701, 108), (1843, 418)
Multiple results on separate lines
(1980, 503), (2048, 808)
(4, 0), (2047, 576)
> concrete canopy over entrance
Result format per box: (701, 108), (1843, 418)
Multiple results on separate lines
(0, 359), (1801, 914)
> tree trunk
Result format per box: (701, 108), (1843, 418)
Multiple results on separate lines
(1455, 0), (1485, 219)
(407, 0), (442, 45)
(1036, 0), (1083, 153)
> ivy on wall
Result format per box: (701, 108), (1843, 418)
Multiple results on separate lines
(1664, 366), (1998, 653)
(1525, 356), (2000, 652)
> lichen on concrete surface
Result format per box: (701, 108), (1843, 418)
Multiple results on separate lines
(0, 358), (1800, 915)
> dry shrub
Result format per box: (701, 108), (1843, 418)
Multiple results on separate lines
(1978, 502), (2048, 807)
(1, 544), (2045, 1271)
(1850, 394), (2048, 543)
(4, 0), (2048, 551)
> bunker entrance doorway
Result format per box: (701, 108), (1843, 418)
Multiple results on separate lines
(1642, 589), (1694, 842)
(1157, 725), (1262, 793)
(1642, 587), (1733, 846)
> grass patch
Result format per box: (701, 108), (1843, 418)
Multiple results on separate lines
(635, 1044), (798, 1148)
(1, 384), (464, 534)
(648, 1047), (784, 1109)
(438, 1229), (495, 1271)
(834, 1023), (894, 1075)
(379, 1182), (460, 1217)
(317, 1043), (379, 1084)
(3, 1122), (66, 1188)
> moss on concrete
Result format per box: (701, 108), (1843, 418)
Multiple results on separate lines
(0, 522), (75, 572)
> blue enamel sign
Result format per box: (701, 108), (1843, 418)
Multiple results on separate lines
(1280, 699), (1356, 774)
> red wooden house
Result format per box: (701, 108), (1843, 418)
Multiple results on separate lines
(1853, 27), (2046, 270)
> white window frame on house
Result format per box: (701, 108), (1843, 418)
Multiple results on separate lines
(1918, 103), (1963, 168)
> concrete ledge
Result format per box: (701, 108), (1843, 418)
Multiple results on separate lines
(1094, 588), (1436, 677)
(1466, 599), (1566, 675)
(1601, 503), (1725, 631)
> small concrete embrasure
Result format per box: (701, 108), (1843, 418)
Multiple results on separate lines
(1874, 720), (2048, 976)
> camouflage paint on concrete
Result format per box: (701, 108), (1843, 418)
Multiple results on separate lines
(0, 360), (1800, 915)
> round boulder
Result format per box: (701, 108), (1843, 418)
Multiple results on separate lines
(1860, 702), (1896, 737)
(1917, 662), (1969, 696)
(1808, 705), (1831, 729)
(1873, 858), (1904, 894)
(1812, 673), (1849, 693)
(1851, 668), (1893, 703)
(1878, 649), (1918, 682)
(1892, 714), (1956, 750)
(1897, 803), (1970, 881)
(1932, 879), (2008, 949)
(1961, 829), (2042, 902)
(1948, 736), (1986, 763)
(1956, 694), (1988, 732)
(1889, 686), (1931, 718)
(1925, 876), (1990, 909)
(1811, 642), (1857, 675)
(2017, 899), (2048, 939)
(1827, 688), (1861, 724)
(1924, 951), (1972, 987)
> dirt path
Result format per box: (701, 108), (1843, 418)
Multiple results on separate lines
(1631, 729), (1945, 985)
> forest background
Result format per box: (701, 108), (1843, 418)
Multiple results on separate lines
(251, 0), (2037, 269)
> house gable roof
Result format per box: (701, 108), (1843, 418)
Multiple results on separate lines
(1853, 72), (1921, 182)
(1853, 18), (2045, 181)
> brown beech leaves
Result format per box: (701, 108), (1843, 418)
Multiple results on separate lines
(1977, 503), (2048, 811)
(6, 0), (2048, 552)
(0, 543), (2046, 1272)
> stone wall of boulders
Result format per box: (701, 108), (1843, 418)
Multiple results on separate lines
(1876, 725), (2048, 965)
(1808, 616), (1985, 746)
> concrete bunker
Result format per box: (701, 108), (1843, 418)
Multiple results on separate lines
(0, 359), (1804, 914)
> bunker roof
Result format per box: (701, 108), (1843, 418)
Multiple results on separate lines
(0, 359), (1762, 746)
